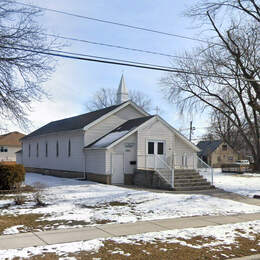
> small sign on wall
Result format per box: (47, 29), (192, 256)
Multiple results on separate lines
(125, 143), (135, 148)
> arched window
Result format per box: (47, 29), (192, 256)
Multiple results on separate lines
(68, 140), (71, 157)
(36, 143), (39, 157)
(56, 141), (59, 157)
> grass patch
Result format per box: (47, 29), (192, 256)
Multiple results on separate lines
(70, 234), (260, 259)
(8, 231), (260, 259)
(0, 214), (90, 234)
(81, 201), (131, 209)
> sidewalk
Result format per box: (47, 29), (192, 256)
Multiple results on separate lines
(1, 212), (260, 250)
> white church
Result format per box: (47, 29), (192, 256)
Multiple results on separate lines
(18, 76), (210, 190)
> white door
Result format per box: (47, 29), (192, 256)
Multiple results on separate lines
(112, 153), (124, 184)
(146, 141), (166, 169)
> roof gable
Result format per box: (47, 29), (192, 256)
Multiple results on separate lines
(0, 132), (25, 146)
(197, 140), (222, 156)
(86, 116), (154, 148)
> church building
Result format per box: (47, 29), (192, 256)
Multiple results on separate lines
(18, 76), (202, 188)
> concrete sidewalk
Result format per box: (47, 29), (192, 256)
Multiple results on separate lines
(118, 185), (260, 207)
(0, 212), (260, 250)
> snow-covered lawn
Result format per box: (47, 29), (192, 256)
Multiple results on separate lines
(1, 220), (260, 259)
(1, 172), (260, 235)
(213, 170), (260, 197)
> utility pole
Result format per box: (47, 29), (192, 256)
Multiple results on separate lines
(189, 121), (195, 141)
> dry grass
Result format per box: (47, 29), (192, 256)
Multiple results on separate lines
(0, 214), (90, 234)
(0, 185), (35, 194)
(15, 233), (260, 260)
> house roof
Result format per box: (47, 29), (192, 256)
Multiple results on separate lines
(22, 102), (129, 140)
(86, 116), (154, 148)
(0, 132), (25, 147)
(197, 140), (222, 157)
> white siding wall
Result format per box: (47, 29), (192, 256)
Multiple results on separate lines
(85, 149), (106, 174)
(107, 133), (137, 175)
(22, 130), (85, 172)
(84, 104), (144, 146)
(137, 119), (174, 168)
(174, 137), (197, 169)
(0, 146), (21, 162)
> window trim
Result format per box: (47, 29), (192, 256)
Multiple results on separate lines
(68, 140), (71, 157)
(56, 141), (59, 157)
(36, 143), (39, 158)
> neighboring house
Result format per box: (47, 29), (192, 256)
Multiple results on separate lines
(197, 140), (239, 168)
(0, 131), (25, 162)
(19, 75), (200, 185)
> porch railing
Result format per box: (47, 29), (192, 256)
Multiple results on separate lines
(197, 156), (214, 185)
(137, 154), (175, 188)
(136, 153), (214, 187)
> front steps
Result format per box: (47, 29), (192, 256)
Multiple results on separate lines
(133, 168), (215, 191)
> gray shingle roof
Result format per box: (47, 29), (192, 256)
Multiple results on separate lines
(197, 140), (222, 157)
(22, 103), (126, 140)
(86, 115), (154, 148)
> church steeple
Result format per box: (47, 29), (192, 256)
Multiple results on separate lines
(116, 74), (129, 104)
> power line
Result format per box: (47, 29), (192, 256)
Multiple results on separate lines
(2, 44), (259, 82)
(13, 1), (212, 45)
(45, 33), (197, 60)
(0, 25), (203, 61)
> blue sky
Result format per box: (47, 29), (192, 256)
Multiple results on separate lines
(11, 0), (211, 141)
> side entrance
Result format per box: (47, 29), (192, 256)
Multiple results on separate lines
(111, 153), (124, 184)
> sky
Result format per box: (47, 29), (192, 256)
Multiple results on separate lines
(8, 0), (212, 142)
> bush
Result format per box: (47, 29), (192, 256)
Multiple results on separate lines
(32, 182), (47, 207)
(14, 195), (25, 205)
(0, 164), (25, 190)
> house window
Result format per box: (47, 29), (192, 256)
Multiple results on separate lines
(36, 143), (39, 157)
(29, 144), (31, 158)
(68, 140), (71, 157)
(56, 141), (59, 157)
(45, 142), (48, 157)
(228, 156), (233, 161)
(222, 144), (227, 151)
(148, 142), (154, 154)
(217, 156), (221, 162)
(0, 146), (7, 152)
(157, 142), (164, 155)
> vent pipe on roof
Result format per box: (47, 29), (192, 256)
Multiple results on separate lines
(116, 74), (129, 104)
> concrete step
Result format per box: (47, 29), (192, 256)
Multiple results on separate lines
(174, 172), (201, 177)
(174, 181), (211, 187)
(174, 178), (209, 184)
(174, 185), (215, 191)
(174, 175), (203, 180)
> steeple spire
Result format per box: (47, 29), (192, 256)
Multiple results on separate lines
(117, 74), (129, 104)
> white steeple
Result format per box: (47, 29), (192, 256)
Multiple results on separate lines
(116, 74), (129, 104)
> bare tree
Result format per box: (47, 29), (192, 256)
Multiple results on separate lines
(203, 108), (252, 159)
(0, 0), (58, 130)
(86, 87), (152, 112)
(161, 20), (260, 169)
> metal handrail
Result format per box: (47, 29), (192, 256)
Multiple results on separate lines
(154, 154), (175, 188)
(197, 155), (214, 185)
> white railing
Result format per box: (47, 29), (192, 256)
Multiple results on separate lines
(197, 156), (214, 185)
(154, 154), (175, 188)
(136, 154), (174, 188)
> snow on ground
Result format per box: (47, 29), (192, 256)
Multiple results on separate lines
(213, 169), (260, 197)
(0, 173), (260, 232)
(1, 220), (260, 259)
